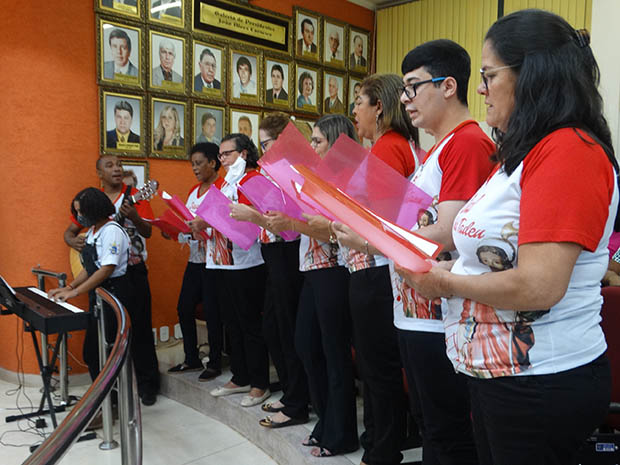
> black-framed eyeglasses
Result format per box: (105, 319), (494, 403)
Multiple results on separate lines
(260, 138), (274, 151)
(218, 149), (237, 160)
(479, 65), (518, 91)
(401, 77), (447, 99)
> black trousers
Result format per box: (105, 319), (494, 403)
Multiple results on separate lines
(261, 241), (309, 419)
(176, 262), (223, 369)
(350, 266), (406, 465)
(219, 265), (269, 389)
(398, 329), (477, 465)
(295, 266), (358, 454)
(468, 353), (611, 465)
(124, 262), (160, 396)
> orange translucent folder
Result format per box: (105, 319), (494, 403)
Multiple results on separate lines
(295, 165), (442, 273)
(148, 209), (191, 239)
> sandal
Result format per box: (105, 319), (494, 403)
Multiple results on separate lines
(259, 415), (308, 428)
(261, 402), (285, 413)
(302, 435), (319, 447)
(311, 447), (333, 457)
(167, 362), (203, 373)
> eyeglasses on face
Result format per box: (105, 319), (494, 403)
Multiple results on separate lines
(401, 77), (447, 99)
(260, 138), (274, 151)
(479, 64), (518, 91)
(218, 149), (237, 160)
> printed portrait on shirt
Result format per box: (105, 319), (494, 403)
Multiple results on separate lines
(99, 20), (142, 87)
(102, 91), (143, 156)
(193, 40), (224, 100)
(149, 31), (185, 93)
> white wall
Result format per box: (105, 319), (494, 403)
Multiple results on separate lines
(592, 0), (620, 155)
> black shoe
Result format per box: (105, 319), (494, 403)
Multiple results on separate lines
(198, 367), (221, 382)
(141, 392), (157, 406)
(168, 362), (203, 374)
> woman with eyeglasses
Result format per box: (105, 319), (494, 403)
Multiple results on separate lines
(189, 133), (271, 408)
(227, 113), (312, 429)
(399, 9), (619, 464)
(265, 114), (360, 458)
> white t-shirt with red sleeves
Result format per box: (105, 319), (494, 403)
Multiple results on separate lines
(391, 120), (495, 333)
(444, 128), (618, 379)
(182, 183), (207, 264)
(299, 235), (341, 272)
(85, 221), (130, 278)
(205, 171), (264, 270)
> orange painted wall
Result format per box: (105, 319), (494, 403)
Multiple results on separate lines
(0, 1), (373, 374)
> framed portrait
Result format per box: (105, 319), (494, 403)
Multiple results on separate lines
(148, 0), (185, 28)
(323, 71), (346, 115)
(192, 40), (225, 100)
(294, 8), (321, 63)
(323, 20), (346, 70)
(98, 0), (141, 19)
(193, 103), (225, 146)
(149, 30), (186, 94)
(229, 48), (261, 106)
(120, 159), (149, 189)
(98, 19), (142, 88)
(348, 76), (363, 117)
(264, 57), (292, 110)
(348, 27), (370, 74)
(294, 64), (320, 115)
(230, 108), (261, 150)
(151, 97), (187, 159)
(101, 91), (145, 156)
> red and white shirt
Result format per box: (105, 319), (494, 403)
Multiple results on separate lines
(391, 120), (495, 333)
(206, 172), (264, 270)
(444, 128), (618, 378)
(181, 183), (208, 264)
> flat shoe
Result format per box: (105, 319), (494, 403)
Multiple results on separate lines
(198, 367), (221, 382)
(261, 402), (285, 413)
(302, 435), (320, 447)
(240, 390), (271, 407)
(210, 384), (251, 397)
(168, 362), (203, 373)
(311, 447), (333, 458)
(259, 415), (308, 428)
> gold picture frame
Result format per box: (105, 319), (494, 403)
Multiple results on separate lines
(229, 107), (261, 150)
(151, 96), (188, 159)
(229, 47), (262, 106)
(149, 29), (187, 94)
(348, 26), (370, 74)
(101, 90), (146, 157)
(294, 63), (321, 115)
(98, 18), (143, 89)
(294, 7), (321, 64)
(192, 103), (226, 146)
(191, 38), (226, 101)
(322, 18), (347, 70)
(264, 56), (293, 110)
(98, 0), (141, 20)
(322, 70), (347, 115)
(348, 75), (363, 118)
(119, 159), (149, 188)
(148, 0), (186, 29)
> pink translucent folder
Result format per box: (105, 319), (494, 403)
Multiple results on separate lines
(316, 135), (433, 230)
(258, 124), (337, 220)
(160, 191), (208, 241)
(148, 209), (191, 239)
(237, 175), (301, 241)
(195, 186), (260, 251)
(296, 165), (442, 273)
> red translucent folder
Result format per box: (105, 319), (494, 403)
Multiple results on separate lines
(160, 191), (208, 241)
(195, 186), (260, 251)
(295, 165), (442, 273)
(148, 209), (191, 239)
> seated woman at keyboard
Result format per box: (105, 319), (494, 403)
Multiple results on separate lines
(49, 187), (132, 383)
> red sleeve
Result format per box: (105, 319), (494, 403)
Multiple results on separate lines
(187, 183), (201, 199)
(130, 186), (154, 220)
(70, 214), (83, 228)
(438, 124), (496, 202)
(371, 131), (416, 177)
(519, 129), (615, 252)
(237, 170), (262, 206)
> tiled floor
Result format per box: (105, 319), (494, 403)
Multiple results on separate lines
(0, 378), (276, 465)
